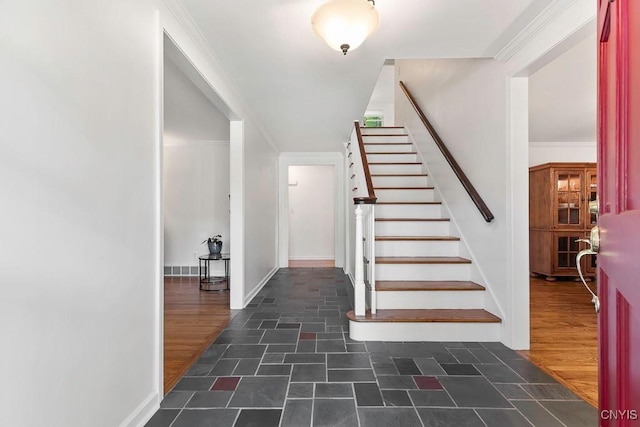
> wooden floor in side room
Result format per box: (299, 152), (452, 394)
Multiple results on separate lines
(519, 277), (598, 407)
(164, 276), (231, 394)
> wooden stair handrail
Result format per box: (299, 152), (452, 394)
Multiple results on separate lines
(353, 122), (377, 205)
(399, 81), (494, 222)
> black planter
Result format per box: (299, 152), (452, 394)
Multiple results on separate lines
(207, 241), (222, 255)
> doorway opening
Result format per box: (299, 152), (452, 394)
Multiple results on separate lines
(521, 30), (598, 406)
(287, 165), (336, 268)
(278, 153), (345, 270)
(161, 33), (235, 393)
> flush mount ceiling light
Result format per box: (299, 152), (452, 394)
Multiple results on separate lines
(311, 0), (380, 55)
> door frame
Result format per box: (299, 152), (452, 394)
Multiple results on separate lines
(278, 153), (345, 268)
(500, 0), (596, 349)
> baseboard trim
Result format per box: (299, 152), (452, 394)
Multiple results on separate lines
(288, 256), (335, 261)
(164, 265), (225, 277)
(243, 266), (279, 307)
(119, 391), (159, 427)
(347, 272), (355, 287)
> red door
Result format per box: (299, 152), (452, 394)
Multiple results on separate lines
(598, 0), (640, 425)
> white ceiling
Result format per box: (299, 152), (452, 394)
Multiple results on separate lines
(529, 30), (596, 142)
(178, 0), (553, 151)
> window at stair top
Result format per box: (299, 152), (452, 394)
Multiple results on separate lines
(363, 115), (383, 127)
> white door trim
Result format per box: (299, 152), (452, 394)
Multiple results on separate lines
(278, 153), (345, 269)
(501, 0), (595, 349)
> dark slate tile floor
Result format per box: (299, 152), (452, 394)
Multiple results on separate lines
(148, 268), (598, 427)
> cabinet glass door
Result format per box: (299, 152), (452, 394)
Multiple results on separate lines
(587, 170), (598, 227)
(555, 171), (583, 227)
(555, 234), (582, 271)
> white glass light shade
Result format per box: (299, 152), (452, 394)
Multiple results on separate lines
(311, 0), (380, 54)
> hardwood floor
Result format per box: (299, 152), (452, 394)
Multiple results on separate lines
(288, 259), (335, 268)
(164, 276), (231, 393)
(519, 277), (598, 407)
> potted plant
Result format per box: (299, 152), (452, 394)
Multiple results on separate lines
(202, 234), (223, 255)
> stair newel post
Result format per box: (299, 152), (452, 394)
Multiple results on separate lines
(369, 205), (376, 314)
(354, 204), (365, 316)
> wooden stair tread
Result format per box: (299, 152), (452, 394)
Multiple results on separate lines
(376, 280), (484, 291)
(364, 142), (412, 145)
(376, 256), (471, 264)
(375, 236), (459, 241)
(367, 152), (418, 155)
(376, 201), (440, 205)
(375, 186), (433, 190)
(375, 218), (450, 222)
(362, 134), (409, 137)
(371, 174), (428, 177)
(369, 162), (422, 165)
(347, 309), (501, 323)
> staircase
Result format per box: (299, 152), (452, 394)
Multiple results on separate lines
(347, 126), (502, 342)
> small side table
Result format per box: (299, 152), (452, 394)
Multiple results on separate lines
(198, 253), (230, 291)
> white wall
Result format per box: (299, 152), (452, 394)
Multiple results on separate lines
(527, 31), (596, 167)
(0, 1), (160, 426)
(529, 142), (596, 166)
(365, 64), (395, 126)
(242, 123), (279, 304)
(163, 142), (230, 272)
(288, 165), (335, 260)
(395, 59), (509, 342)
(528, 32), (596, 143)
(0, 2), (280, 426)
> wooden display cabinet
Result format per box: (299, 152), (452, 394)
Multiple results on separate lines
(529, 162), (597, 280)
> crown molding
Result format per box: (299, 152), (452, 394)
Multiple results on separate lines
(162, 0), (280, 153)
(495, 0), (577, 62)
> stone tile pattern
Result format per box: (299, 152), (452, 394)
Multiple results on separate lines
(146, 268), (597, 427)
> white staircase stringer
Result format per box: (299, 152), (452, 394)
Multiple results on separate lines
(349, 320), (501, 342)
(376, 290), (483, 310)
(404, 126), (506, 328)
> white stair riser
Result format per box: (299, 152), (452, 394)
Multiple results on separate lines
(375, 221), (450, 236)
(365, 144), (414, 153)
(372, 176), (429, 187)
(369, 164), (423, 174)
(376, 290), (483, 309)
(366, 153), (417, 163)
(375, 263), (470, 281)
(361, 128), (407, 135)
(375, 240), (459, 257)
(349, 320), (500, 342)
(362, 135), (409, 143)
(375, 189), (434, 202)
(376, 203), (441, 218)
